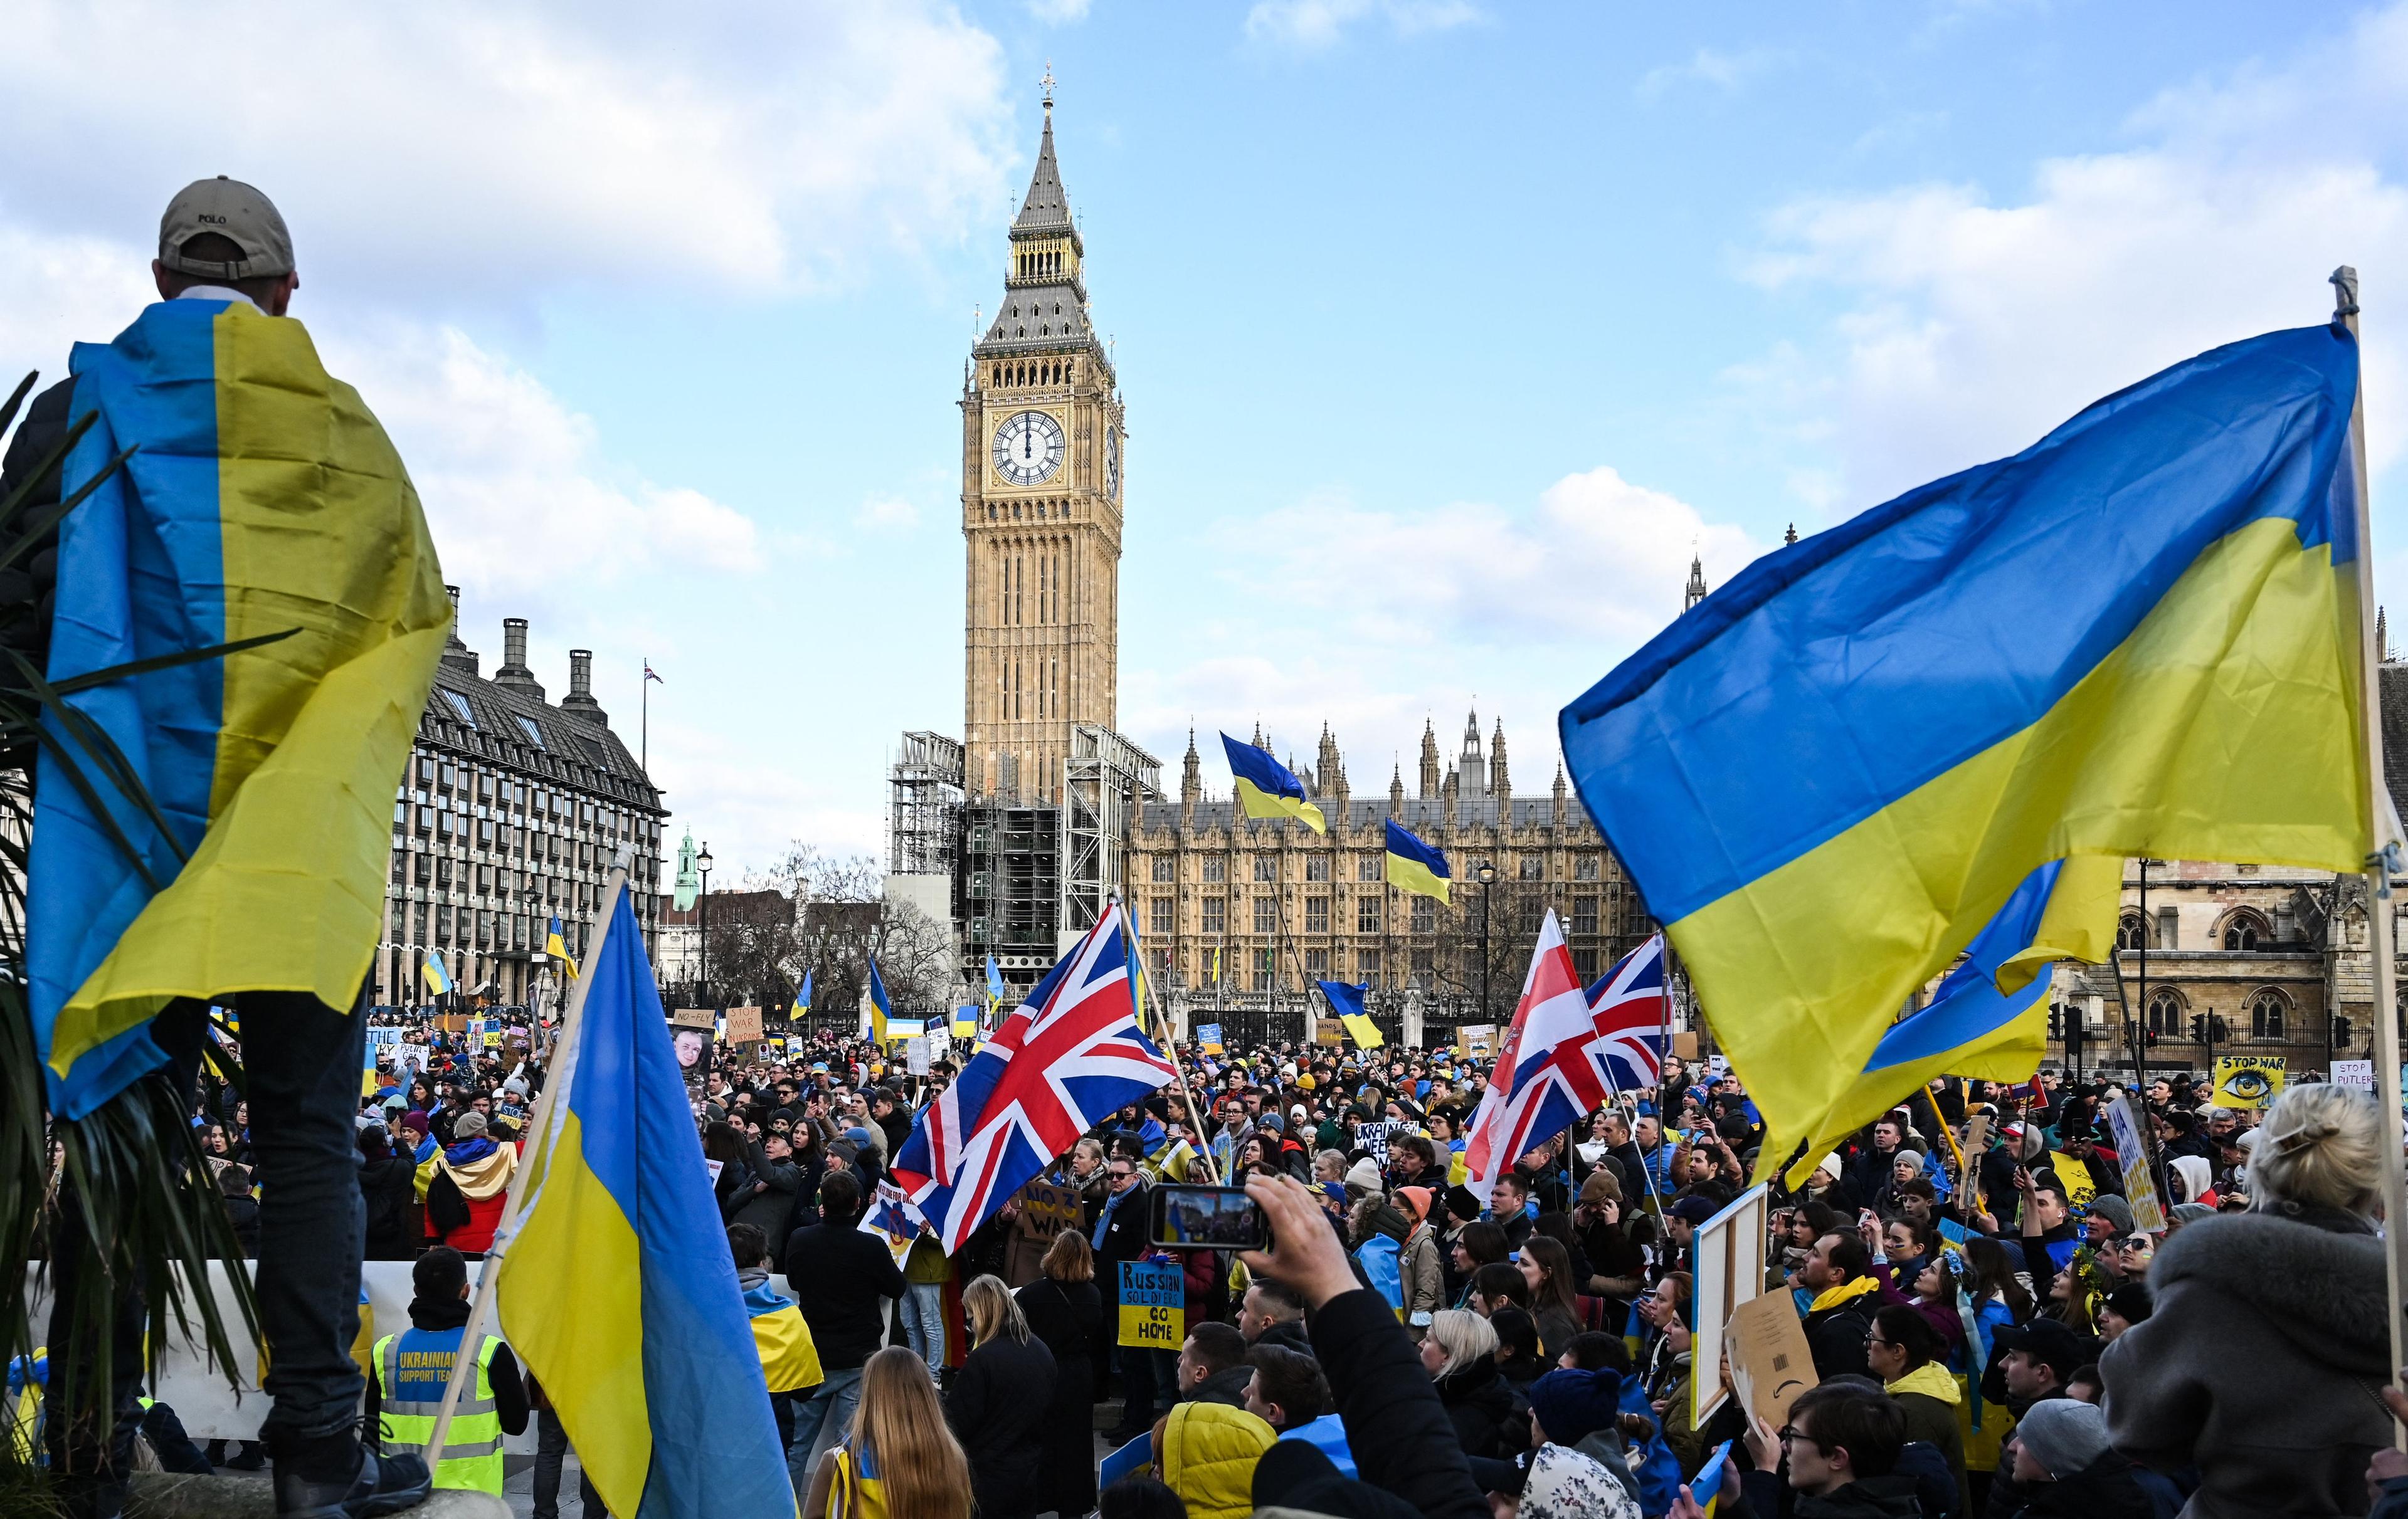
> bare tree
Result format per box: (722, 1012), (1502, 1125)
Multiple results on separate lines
(756, 841), (881, 903)
(699, 888), (803, 1011)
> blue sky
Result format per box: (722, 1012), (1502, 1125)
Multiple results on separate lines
(8, 1), (2408, 883)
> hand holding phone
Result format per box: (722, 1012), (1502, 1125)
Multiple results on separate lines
(1146, 1184), (1269, 1251)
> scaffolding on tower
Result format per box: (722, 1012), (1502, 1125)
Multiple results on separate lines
(889, 732), (967, 878)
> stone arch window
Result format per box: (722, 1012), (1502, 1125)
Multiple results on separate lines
(2145, 986), (2185, 1036)
(2249, 987), (2289, 1040)
(2218, 907), (2272, 951)
(2117, 913), (2147, 951)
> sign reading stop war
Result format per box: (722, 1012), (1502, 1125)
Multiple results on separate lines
(1117, 1261), (1185, 1349)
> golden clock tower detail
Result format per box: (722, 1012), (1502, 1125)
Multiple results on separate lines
(961, 76), (1124, 803)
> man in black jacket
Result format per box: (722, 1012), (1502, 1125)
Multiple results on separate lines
(1793, 1233), (1881, 1383)
(783, 1170), (906, 1476)
(1091, 1155), (1164, 1442)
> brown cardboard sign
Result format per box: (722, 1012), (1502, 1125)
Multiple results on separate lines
(668, 1007), (716, 1031)
(1014, 1177), (1086, 1240)
(1313, 1017), (1346, 1047)
(724, 1006), (764, 1045)
(1726, 1291), (1819, 1432)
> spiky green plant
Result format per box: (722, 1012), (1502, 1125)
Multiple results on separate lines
(0, 371), (286, 1474)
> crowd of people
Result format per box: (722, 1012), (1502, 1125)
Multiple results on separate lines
(158, 1016), (2408, 1519)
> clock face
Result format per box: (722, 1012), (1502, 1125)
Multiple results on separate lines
(992, 409), (1067, 487)
(1105, 426), (1121, 499)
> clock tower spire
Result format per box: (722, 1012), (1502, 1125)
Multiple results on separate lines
(961, 75), (1125, 804)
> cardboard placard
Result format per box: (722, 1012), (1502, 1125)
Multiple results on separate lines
(1689, 1183), (1768, 1428)
(724, 1006), (764, 1046)
(2334, 1058), (2377, 1092)
(669, 1007), (716, 1031)
(1014, 1178), (1086, 1241)
(1726, 1290), (1819, 1431)
(1455, 1024), (1497, 1059)
(2102, 1093), (2166, 1232)
(906, 1036), (931, 1075)
(1117, 1261), (1185, 1349)
(2212, 1055), (2285, 1109)
(1314, 1017), (1346, 1047)
(1672, 1031), (1700, 1060)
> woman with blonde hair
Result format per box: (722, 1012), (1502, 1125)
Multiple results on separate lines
(947, 1274), (1057, 1519)
(1418, 1306), (1517, 1458)
(807, 1346), (973, 1519)
(1017, 1230), (1102, 1518)
(2104, 1083), (2395, 1516)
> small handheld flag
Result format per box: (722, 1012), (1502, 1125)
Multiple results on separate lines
(1383, 819), (1451, 903)
(868, 956), (894, 1045)
(1222, 733), (1326, 834)
(1317, 980), (1383, 1049)
(546, 914), (578, 979)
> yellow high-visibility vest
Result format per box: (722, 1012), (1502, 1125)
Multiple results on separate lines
(374, 1328), (502, 1493)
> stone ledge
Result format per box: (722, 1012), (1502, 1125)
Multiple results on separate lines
(127, 1472), (510, 1519)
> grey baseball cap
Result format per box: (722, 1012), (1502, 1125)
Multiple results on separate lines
(157, 176), (293, 280)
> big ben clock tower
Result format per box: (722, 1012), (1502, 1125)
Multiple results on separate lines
(961, 73), (1125, 804)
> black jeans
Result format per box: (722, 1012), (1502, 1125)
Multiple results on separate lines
(46, 986), (368, 1474)
(534, 1407), (605, 1518)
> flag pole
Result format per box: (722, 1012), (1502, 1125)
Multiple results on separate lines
(1114, 890), (1222, 1184)
(421, 849), (631, 1471)
(2331, 266), (2408, 1438)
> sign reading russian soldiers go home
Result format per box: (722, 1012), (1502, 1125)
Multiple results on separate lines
(1117, 1261), (1184, 1349)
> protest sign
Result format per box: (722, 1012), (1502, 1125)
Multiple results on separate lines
(906, 1037), (931, 1076)
(1356, 1122), (1397, 1166)
(2049, 1150), (2098, 1207)
(1726, 1290), (1819, 1432)
(396, 1043), (430, 1074)
(482, 1029), (503, 1048)
(1117, 1261), (1185, 1349)
(2335, 1058), (2377, 1092)
(1196, 1022), (1225, 1054)
(2103, 1093), (2166, 1231)
(1690, 1183), (1768, 1426)
(366, 1028), (403, 1048)
(2212, 1054), (2285, 1109)
(1013, 1179), (1085, 1241)
(724, 1006), (764, 1046)
(668, 1007), (716, 1031)
(1313, 1018), (1346, 1047)
(860, 1182), (926, 1266)
(1455, 1024), (1496, 1059)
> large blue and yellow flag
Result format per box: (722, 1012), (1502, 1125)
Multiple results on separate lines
(1317, 980), (1383, 1049)
(547, 913), (578, 979)
(28, 298), (449, 1118)
(497, 886), (791, 1518)
(1385, 818), (1452, 903)
(867, 955), (894, 1045)
(1560, 323), (2370, 1175)
(795, 968), (813, 1021)
(421, 950), (453, 999)
(1222, 733), (1327, 833)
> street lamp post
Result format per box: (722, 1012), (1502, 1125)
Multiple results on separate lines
(1476, 861), (1497, 1026)
(697, 841), (714, 1009)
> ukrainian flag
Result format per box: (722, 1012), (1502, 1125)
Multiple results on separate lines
(867, 955), (894, 1046)
(497, 885), (790, 1518)
(1222, 733), (1326, 834)
(795, 968), (813, 1021)
(1560, 323), (2372, 1176)
(28, 297), (450, 1118)
(1318, 980), (1383, 1049)
(951, 1006), (979, 1039)
(1385, 819), (1451, 903)
(547, 914), (578, 979)
(422, 950), (453, 999)
(1794, 856), (2118, 1178)
(984, 954), (1006, 1014)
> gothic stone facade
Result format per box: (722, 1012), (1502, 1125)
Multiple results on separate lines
(1128, 713), (1652, 1029)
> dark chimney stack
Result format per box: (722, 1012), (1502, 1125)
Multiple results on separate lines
(562, 648), (608, 726)
(494, 616), (543, 698)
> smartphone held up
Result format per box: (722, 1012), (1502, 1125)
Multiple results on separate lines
(1146, 1183), (1270, 1251)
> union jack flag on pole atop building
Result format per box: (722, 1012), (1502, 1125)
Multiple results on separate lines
(1585, 933), (1669, 1095)
(1461, 910), (1610, 1206)
(891, 902), (1173, 1251)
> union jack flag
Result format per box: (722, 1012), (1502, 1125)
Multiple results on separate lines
(891, 903), (1173, 1251)
(1462, 909), (1608, 1206)
(1584, 933), (1669, 1094)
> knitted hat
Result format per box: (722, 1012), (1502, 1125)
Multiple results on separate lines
(1669, 1194), (1719, 1224)
(1526, 1367), (1624, 1446)
(1445, 1184), (1484, 1222)
(2086, 1193), (2134, 1234)
(1396, 1185), (1433, 1223)
(453, 1111), (488, 1139)
(2014, 1398), (2111, 1479)
(1345, 1157), (1383, 1192)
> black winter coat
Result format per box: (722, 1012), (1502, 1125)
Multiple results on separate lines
(357, 1155), (418, 1261)
(947, 1333), (1057, 1519)
(1017, 1276), (1102, 1519)
(1803, 1296), (1876, 1383)
(1311, 1288), (1487, 1519)
(782, 1221), (907, 1372)
(1435, 1355), (1518, 1460)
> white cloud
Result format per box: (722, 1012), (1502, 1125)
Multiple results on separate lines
(0, 1), (1015, 304)
(1124, 468), (1762, 803)
(857, 496), (923, 532)
(1635, 47), (1781, 103)
(1736, 4), (2408, 513)
(1028, 0), (1095, 20)
(1244, 0), (1481, 52)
